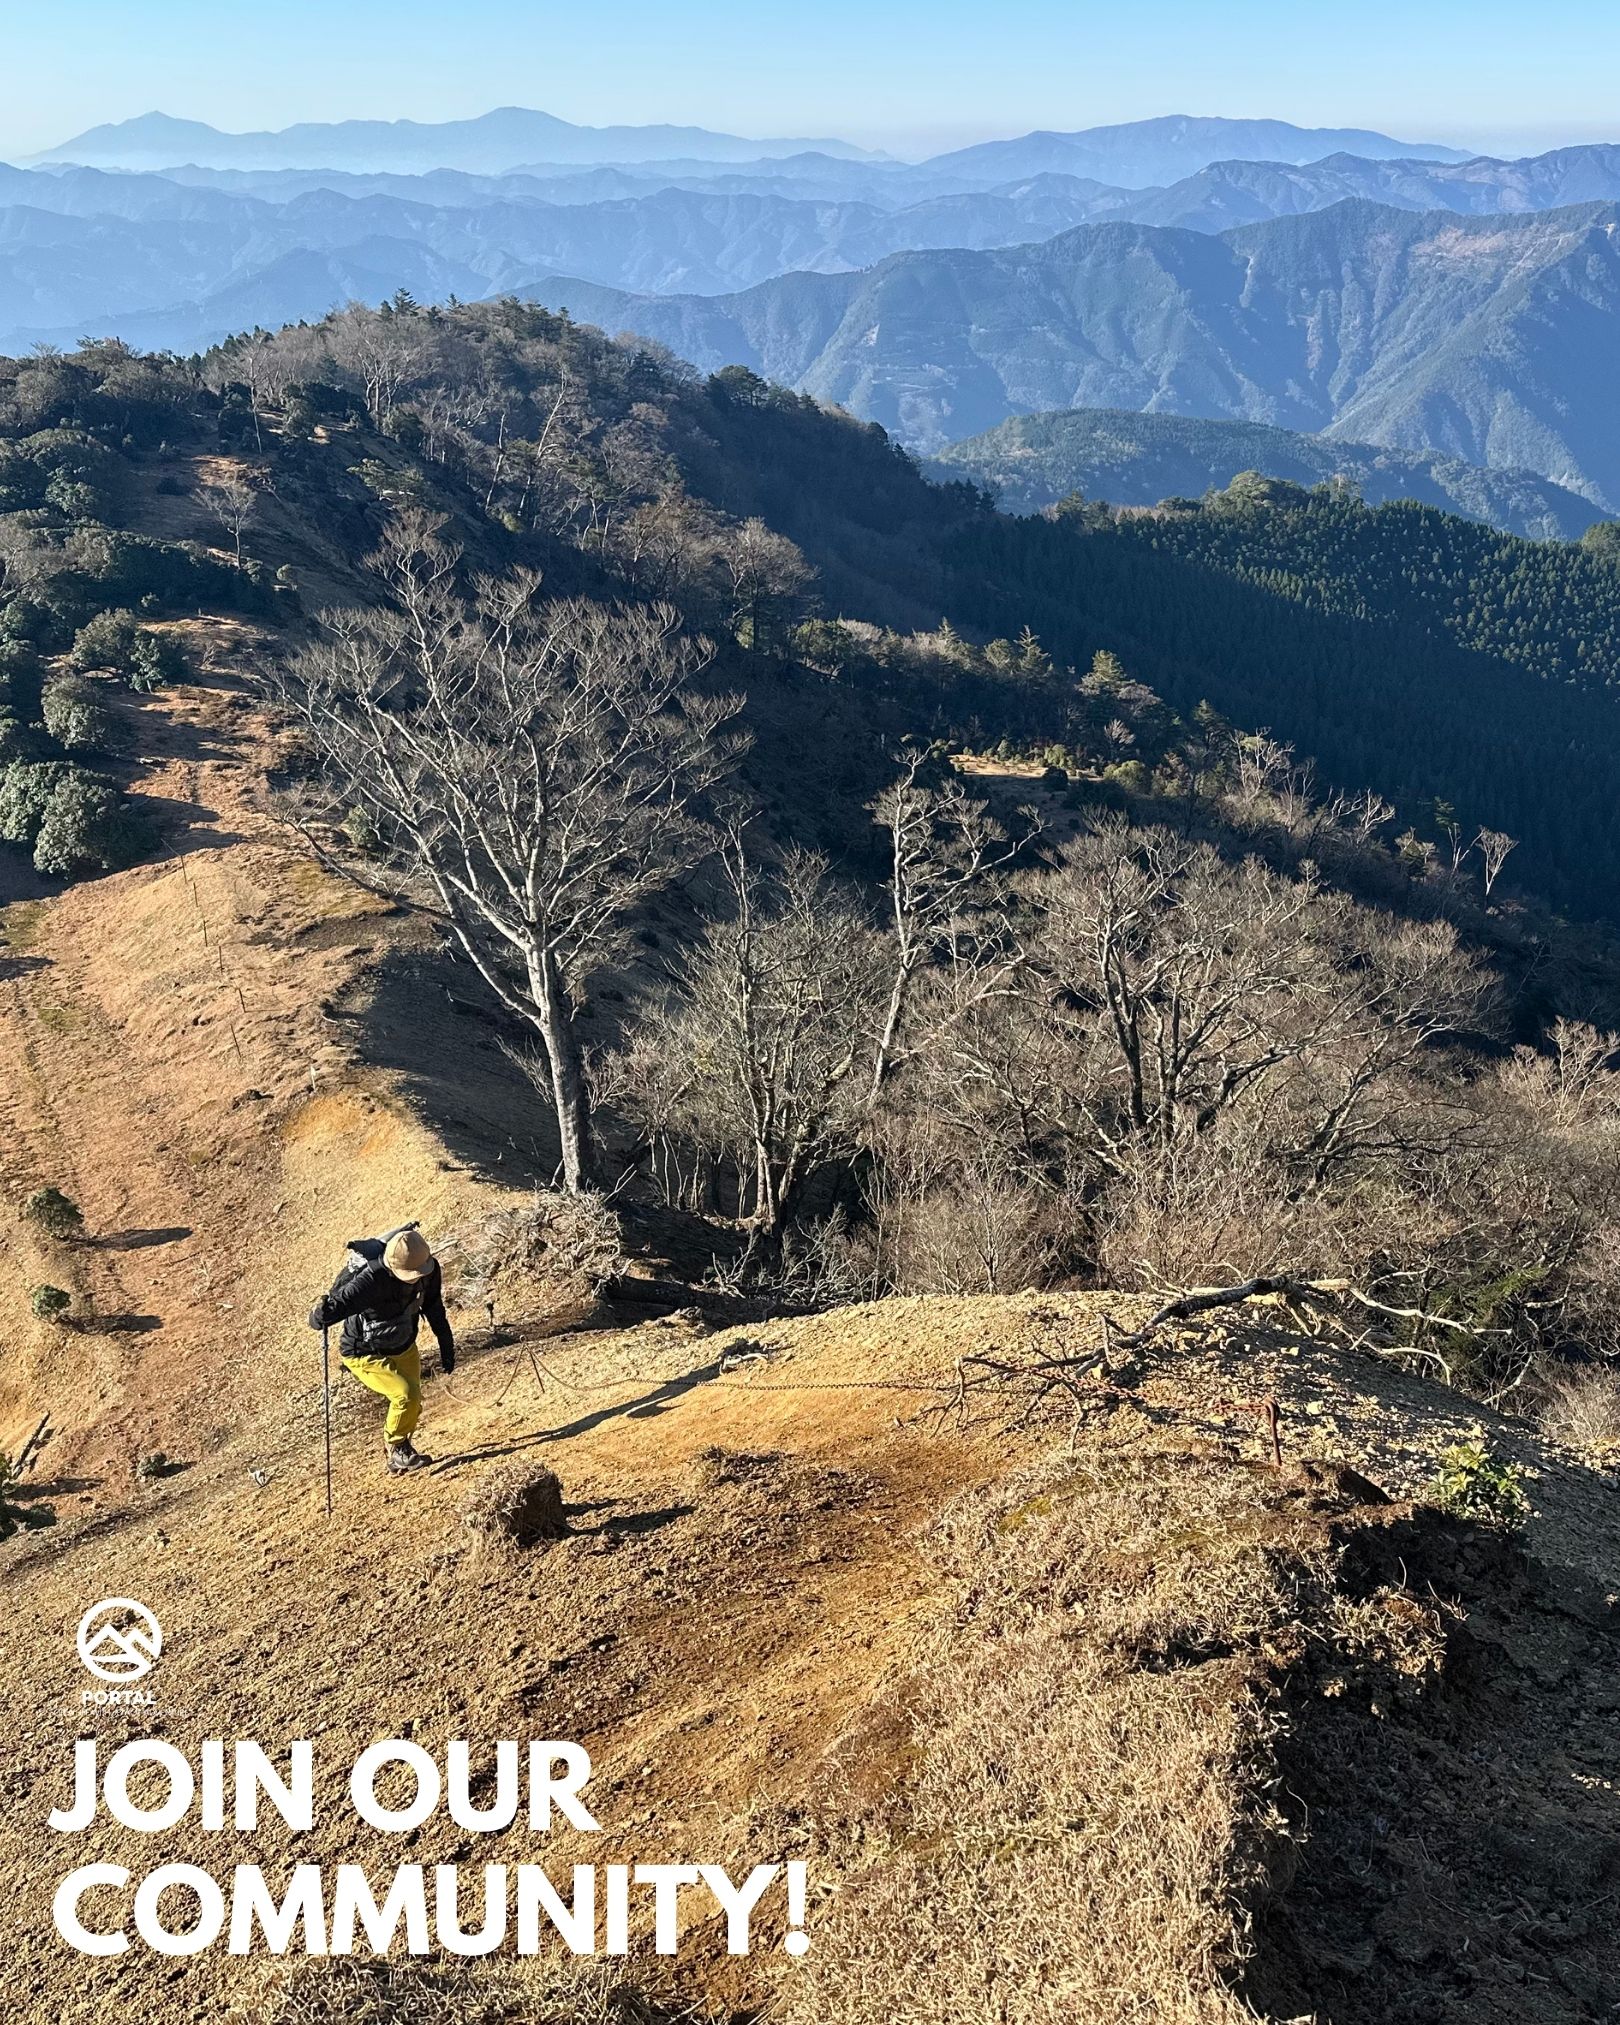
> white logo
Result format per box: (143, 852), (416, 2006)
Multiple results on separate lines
(76, 1599), (162, 1683)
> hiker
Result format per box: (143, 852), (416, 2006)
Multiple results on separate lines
(308, 1226), (456, 1475)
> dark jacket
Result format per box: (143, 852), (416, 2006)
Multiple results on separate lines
(313, 1256), (453, 1361)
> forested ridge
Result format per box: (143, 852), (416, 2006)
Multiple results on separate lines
(939, 482), (1620, 916)
(7, 311), (1620, 915)
(1110, 481), (1620, 682)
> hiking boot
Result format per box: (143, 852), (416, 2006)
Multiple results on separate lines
(386, 1440), (433, 1474)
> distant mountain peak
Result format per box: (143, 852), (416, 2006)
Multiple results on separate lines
(925, 116), (1472, 189)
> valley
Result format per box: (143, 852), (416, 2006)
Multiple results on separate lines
(931, 406), (1605, 537)
(520, 200), (1620, 501)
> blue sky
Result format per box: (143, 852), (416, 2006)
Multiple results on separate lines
(2, 0), (1617, 161)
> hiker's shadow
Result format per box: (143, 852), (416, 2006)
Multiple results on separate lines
(429, 1364), (723, 1474)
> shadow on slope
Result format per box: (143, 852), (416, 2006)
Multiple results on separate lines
(1243, 1512), (1620, 2023)
(342, 941), (563, 1187)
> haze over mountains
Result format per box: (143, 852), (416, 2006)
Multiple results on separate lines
(914, 115), (1469, 187)
(24, 106), (878, 172)
(3, 106), (1619, 530)
(522, 200), (1620, 507)
(8, 138), (1620, 358)
(0, 172), (1143, 340)
(25, 108), (1461, 180)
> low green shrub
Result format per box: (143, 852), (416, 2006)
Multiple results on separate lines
(69, 608), (187, 690)
(341, 804), (383, 854)
(0, 759), (71, 844)
(45, 473), (110, 523)
(129, 628), (186, 690)
(21, 1186), (83, 1239)
(0, 638), (38, 689)
(1429, 1434), (1529, 1529)
(0, 759), (152, 877)
(33, 769), (149, 877)
(69, 606), (140, 674)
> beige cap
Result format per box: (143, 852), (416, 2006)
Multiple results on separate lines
(384, 1228), (434, 1282)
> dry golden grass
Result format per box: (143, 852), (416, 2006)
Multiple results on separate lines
(781, 1450), (1438, 2025)
(1537, 1360), (1620, 1456)
(245, 1959), (702, 2025)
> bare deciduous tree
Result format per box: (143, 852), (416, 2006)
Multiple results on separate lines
(276, 514), (743, 1191)
(326, 300), (430, 424)
(869, 752), (1031, 1099)
(630, 830), (882, 1236)
(199, 467), (262, 564)
(1039, 825), (1324, 1164)
(1476, 827), (1517, 897)
(1036, 823), (1486, 1176)
(719, 517), (813, 659)
(201, 331), (312, 450)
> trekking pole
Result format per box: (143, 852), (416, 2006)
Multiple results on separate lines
(321, 1323), (334, 1518)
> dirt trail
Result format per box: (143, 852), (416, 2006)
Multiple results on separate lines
(0, 646), (487, 1486)
(0, 656), (1051, 2019)
(5, 1280), (1618, 2025)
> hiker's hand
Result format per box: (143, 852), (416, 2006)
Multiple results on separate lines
(307, 1301), (329, 1331)
(438, 1339), (457, 1377)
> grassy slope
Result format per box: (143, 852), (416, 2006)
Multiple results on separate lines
(4, 1267), (1617, 2022)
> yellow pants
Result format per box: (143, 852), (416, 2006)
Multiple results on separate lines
(342, 1342), (421, 1445)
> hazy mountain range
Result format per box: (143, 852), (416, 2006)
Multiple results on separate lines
(3, 109), (1619, 530)
(25, 109), (1460, 181)
(519, 200), (1620, 509)
(0, 172), (1141, 338)
(912, 115), (1468, 188)
(6, 138), (1620, 357)
(1109, 144), (1620, 230)
(24, 107), (876, 173)
(931, 407), (1605, 539)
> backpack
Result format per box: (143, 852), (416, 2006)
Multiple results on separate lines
(331, 1223), (425, 1356)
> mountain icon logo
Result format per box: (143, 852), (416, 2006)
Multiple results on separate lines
(76, 1598), (163, 1683)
